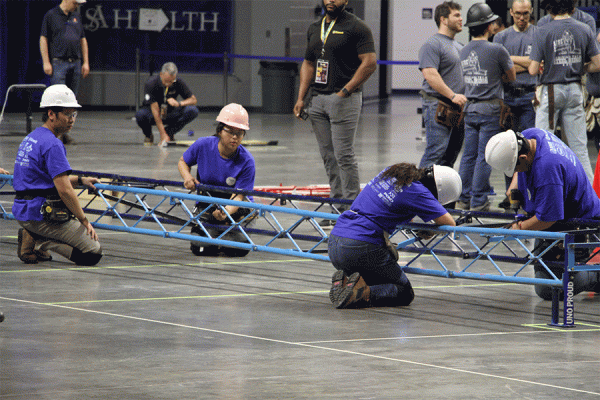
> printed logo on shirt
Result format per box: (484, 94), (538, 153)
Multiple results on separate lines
(553, 31), (582, 67)
(226, 176), (236, 186)
(15, 137), (37, 167)
(369, 176), (403, 208)
(461, 51), (488, 85)
(525, 44), (532, 56)
(543, 130), (577, 167)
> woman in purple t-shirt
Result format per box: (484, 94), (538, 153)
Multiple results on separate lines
(328, 163), (461, 309)
(178, 103), (256, 257)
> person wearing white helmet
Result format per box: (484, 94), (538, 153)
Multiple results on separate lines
(486, 128), (600, 299)
(178, 103), (255, 257)
(135, 62), (199, 146)
(12, 84), (102, 266)
(327, 163), (462, 309)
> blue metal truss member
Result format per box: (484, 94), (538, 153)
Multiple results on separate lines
(2, 172), (600, 326)
(0, 173), (13, 220)
(391, 222), (600, 328)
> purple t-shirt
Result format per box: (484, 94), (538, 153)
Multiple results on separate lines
(518, 128), (600, 221)
(331, 169), (448, 245)
(182, 136), (255, 193)
(12, 127), (72, 221)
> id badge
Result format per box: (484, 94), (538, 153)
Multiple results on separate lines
(315, 59), (329, 84)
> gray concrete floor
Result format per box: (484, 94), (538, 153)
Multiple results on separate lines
(1, 96), (600, 399)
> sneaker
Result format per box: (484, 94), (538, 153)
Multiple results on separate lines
(455, 201), (470, 211)
(334, 272), (371, 309)
(318, 219), (336, 229)
(17, 228), (38, 264)
(471, 201), (491, 212)
(329, 270), (347, 304)
(158, 140), (168, 148)
(144, 134), (154, 146)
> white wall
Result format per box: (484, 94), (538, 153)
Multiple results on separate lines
(391, 0), (479, 90)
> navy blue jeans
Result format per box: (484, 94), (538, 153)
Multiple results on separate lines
(135, 106), (199, 139)
(328, 234), (414, 307)
(51, 59), (82, 95)
(419, 99), (465, 169)
(458, 112), (502, 208)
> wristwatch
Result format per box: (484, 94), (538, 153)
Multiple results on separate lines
(341, 87), (350, 97)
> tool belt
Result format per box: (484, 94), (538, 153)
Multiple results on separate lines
(499, 101), (517, 131)
(547, 84), (556, 131)
(422, 92), (465, 129)
(15, 187), (59, 200)
(40, 198), (74, 223)
(506, 84), (535, 98)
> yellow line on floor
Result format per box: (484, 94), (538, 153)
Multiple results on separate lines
(0, 258), (312, 274)
(42, 282), (518, 305)
(44, 290), (326, 305)
(522, 322), (600, 332)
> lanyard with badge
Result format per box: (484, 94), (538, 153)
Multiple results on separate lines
(315, 17), (336, 84)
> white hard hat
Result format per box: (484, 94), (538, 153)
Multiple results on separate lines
(216, 103), (249, 130)
(40, 84), (81, 108)
(432, 165), (462, 205)
(485, 130), (518, 177)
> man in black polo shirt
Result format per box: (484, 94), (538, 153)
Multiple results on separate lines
(40, 0), (89, 96)
(293, 0), (377, 227)
(135, 62), (199, 146)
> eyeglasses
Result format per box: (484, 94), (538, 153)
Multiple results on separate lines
(513, 11), (531, 18)
(61, 111), (78, 119)
(222, 126), (245, 138)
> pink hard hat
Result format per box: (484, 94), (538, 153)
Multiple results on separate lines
(216, 103), (249, 131)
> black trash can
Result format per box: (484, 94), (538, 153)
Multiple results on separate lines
(258, 61), (298, 114)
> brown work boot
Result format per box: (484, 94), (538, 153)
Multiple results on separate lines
(17, 228), (38, 264)
(34, 249), (52, 262)
(334, 272), (371, 309)
(329, 270), (348, 304)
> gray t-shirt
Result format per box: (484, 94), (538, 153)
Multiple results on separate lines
(538, 9), (596, 33)
(418, 33), (465, 96)
(493, 25), (537, 87)
(530, 18), (600, 84)
(460, 40), (513, 100)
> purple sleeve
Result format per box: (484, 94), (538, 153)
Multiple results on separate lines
(44, 143), (72, 179)
(182, 141), (199, 167)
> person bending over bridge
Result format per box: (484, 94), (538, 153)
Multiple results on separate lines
(328, 163), (462, 309)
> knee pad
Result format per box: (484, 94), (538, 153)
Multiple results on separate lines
(70, 248), (103, 266)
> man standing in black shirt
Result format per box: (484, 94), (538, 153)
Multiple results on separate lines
(294, 0), (377, 227)
(40, 0), (89, 94)
(40, 0), (89, 145)
(136, 62), (199, 146)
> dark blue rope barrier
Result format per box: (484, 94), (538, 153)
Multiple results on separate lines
(138, 49), (416, 66)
